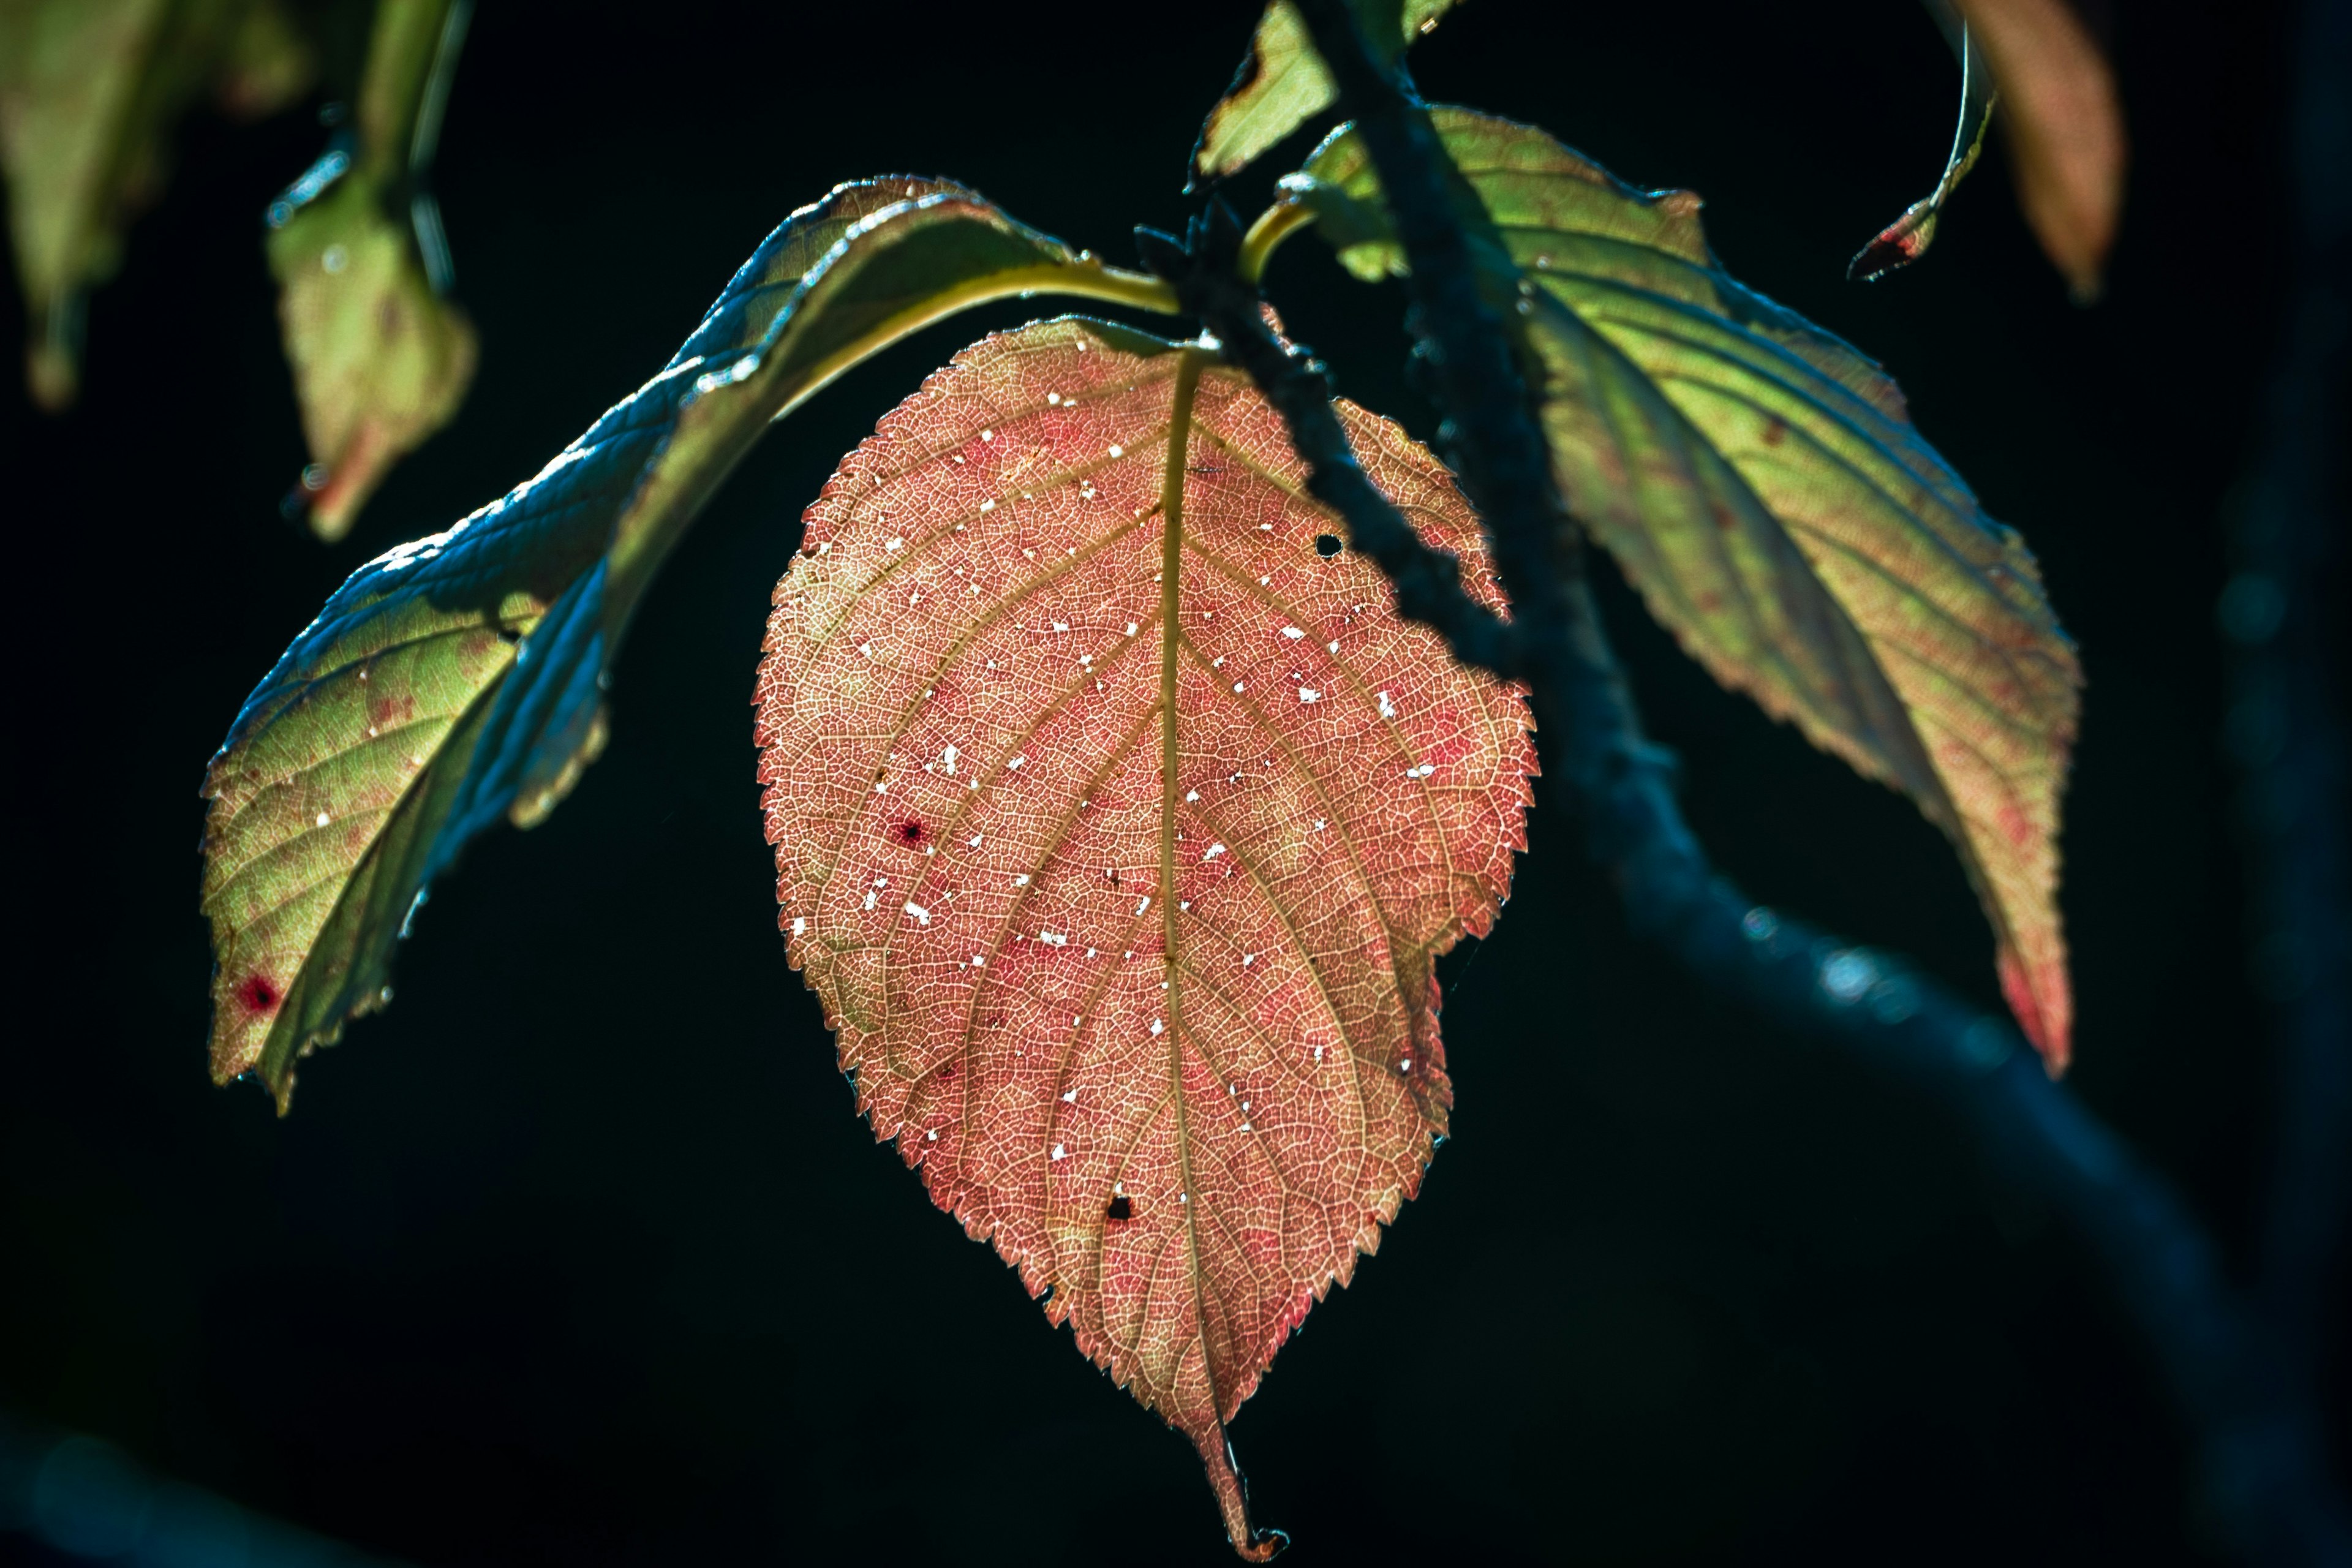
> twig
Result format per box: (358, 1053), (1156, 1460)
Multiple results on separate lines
(1135, 211), (1526, 681)
(1267, 0), (2352, 1559)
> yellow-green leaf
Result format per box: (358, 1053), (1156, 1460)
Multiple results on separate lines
(267, 171), (478, 540)
(1191, 0), (1457, 183)
(1290, 108), (2084, 1066)
(266, 0), (476, 540)
(203, 176), (1179, 1107)
(0, 0), (313, 407)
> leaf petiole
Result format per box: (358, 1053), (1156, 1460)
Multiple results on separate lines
(1236, 200), (1319, 285)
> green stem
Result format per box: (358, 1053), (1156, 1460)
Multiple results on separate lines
(1237, 202), (1317, 286)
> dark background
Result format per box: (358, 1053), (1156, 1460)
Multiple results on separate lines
(2, 0), (2335, 1562)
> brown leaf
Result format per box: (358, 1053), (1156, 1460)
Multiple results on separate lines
(756, 317), (1532, 1556)
(1959, 0), (2126, 300)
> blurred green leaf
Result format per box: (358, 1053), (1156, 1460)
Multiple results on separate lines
(268, 171), (478, 540)
(202, 178), (1180, 1107)
(1190, 0), (1457, 184)
(267, 0), (476, 540)
(1288, 108), (2083, 1065)
(0, 0), (314, 408)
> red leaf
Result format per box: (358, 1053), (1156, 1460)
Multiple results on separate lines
(756, 318), (1533, 1555)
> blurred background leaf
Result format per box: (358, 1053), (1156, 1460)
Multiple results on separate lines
(1958, 0), (2126, 301)
(0, 0), (314, 409)
(1, 0), (477, 538)
(265, 0), (476, 540)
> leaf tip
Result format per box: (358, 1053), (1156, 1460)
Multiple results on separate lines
(1998, 944), (2071, 1074)
(1846, 206), (1939, 283)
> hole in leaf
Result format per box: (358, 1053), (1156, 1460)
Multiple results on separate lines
(1314, 533), (1343, 557)
(1105, 1196), (1133, 1221)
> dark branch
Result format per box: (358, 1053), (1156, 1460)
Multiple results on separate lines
(1134, 211), (1527, 682)
(1281, 0), (2352, 1559)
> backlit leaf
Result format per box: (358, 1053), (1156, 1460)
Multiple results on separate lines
(268, 171), (479, 540)
(267, 0), (478, 540)
(1289, 108), (2082, 1065)
(1191, 0), (1458, 183)
(203, 181), (1179, 1107)
(1957, 0), (2125, 301)
(0, 0), (314, 408)
(756, 318), (1533, 1555)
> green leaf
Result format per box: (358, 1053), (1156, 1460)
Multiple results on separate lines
(267, 170), (480, 541)
(266, 0), (478, 541)
(202, 178), (1182, 1107)
(0, 0), (314, 408)
(1287, 107), (2084, 1066)
(1190, 0), (1457, 184)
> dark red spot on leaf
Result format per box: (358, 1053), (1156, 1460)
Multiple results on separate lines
(894, 817), (926, 846)
(1762, 417), (1787, 447)
(238, 974), (281, 1014)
